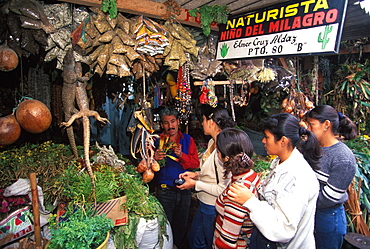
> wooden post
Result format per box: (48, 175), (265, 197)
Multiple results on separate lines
(29, 173), (42, 249)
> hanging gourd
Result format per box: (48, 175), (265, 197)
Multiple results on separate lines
(0, 114), (21, 146)
(0, 43), (19, 72)
(15, 99), (52, 134)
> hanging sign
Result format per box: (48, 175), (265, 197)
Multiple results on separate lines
(216, 0), (348, 60)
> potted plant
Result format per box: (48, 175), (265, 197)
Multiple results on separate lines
(47, 205), (113, 249)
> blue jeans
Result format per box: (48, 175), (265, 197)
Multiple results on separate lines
(188, 201), (216, 249)
(156, 187), (192, 248)
(314, 205), (347, 249)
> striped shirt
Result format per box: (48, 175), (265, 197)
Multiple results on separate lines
(315, 141), (357, 209)
(213, 170), (261, 249)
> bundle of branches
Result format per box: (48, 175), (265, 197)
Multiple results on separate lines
(344, 179), (370, 237)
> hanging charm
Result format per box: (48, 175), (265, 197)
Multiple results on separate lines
(207, 82), (218, 108)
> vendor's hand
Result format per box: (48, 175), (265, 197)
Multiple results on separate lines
(228, 183), (253, 205)
(179, 171), (198, 180)
(154, 149), (166, 161)
(177, 178), (196, 190)
(172, 144), (182, 158)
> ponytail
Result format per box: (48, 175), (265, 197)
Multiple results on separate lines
(306, 105), (357, 140)
(338, 114), (357, 140)
(297, 126), (321, 170)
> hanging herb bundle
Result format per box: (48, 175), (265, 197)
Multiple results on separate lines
(101, 0), (118, 19)
(188, 4), (230, 36)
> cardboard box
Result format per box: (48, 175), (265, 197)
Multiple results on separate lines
(57, 196), (128, 227)
(94, 196), (128, 226)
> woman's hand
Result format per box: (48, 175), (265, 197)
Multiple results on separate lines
(179, 171), (198, 180)
(228, 183), (253, 205)
(177, 177), (196, 190)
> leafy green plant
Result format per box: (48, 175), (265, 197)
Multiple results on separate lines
(188, 4), (230, 36)
(48, 206), (113, 249)
(325, 60), (370, 133)
(115, 171), (169, 249)
(59, 165), (123, 204)
(344, 135), (370, 229)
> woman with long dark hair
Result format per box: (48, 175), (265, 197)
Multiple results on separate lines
(177, 105), (235, 249)
(228, 113), (321, 249)
(306, 105), (357, 249)
(213, 128), (261, 249)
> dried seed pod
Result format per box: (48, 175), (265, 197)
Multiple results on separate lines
(280, 98), (289, 109)
(305, 100), (314, 109)
(284, 105), (293, 113)
(137, 159), (147, 173)
(299, 121), (308, 129)
(142, 168), (155, 183)
(298, 109), (307, 119)
(151, 159), (160, 172)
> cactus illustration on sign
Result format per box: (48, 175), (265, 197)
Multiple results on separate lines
(318, 25), (333, 50)
(220, 43), (229, 58)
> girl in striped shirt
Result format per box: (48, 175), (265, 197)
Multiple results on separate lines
(213, 128), (261, 249)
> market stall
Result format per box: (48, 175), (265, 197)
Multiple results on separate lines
(0, 0), (369, 248)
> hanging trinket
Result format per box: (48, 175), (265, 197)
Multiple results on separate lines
(207, 83), (218, 108)
(228, 80), (236, 121)
(175, 57), (192, 125)
(199, 85), (209, 104)
(199, 79), (218, 107)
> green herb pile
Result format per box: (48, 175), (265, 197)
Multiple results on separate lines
(0, 141), (79, 210)
(59, 164), (123, 204)
(48, 207), (114, 249)
(114, 172), (169, 249)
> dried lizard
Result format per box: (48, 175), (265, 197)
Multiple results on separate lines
(62, 49), (79, 158)
(61, 53), (110, 203)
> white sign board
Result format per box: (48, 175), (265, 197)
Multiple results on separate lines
(216, 0), (347, 60)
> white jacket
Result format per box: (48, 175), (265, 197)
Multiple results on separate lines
(244, 148), (319, 249)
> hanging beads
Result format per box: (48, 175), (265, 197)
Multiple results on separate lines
(175, 58), (192, 125)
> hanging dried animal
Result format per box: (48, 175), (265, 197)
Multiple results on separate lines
(60, 51), (110, 202)
(163, 21), (199, 71)
(0, 0), (55, 58)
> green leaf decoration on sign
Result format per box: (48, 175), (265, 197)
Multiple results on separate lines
(220, 43), (229, 58)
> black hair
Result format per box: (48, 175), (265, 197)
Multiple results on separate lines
(264, 113), (321, 170)
(216, 128), (254, 177)
(201, 104), (236, 129)
(306, 105), (357, 140)
(159, 106), (179, 120)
